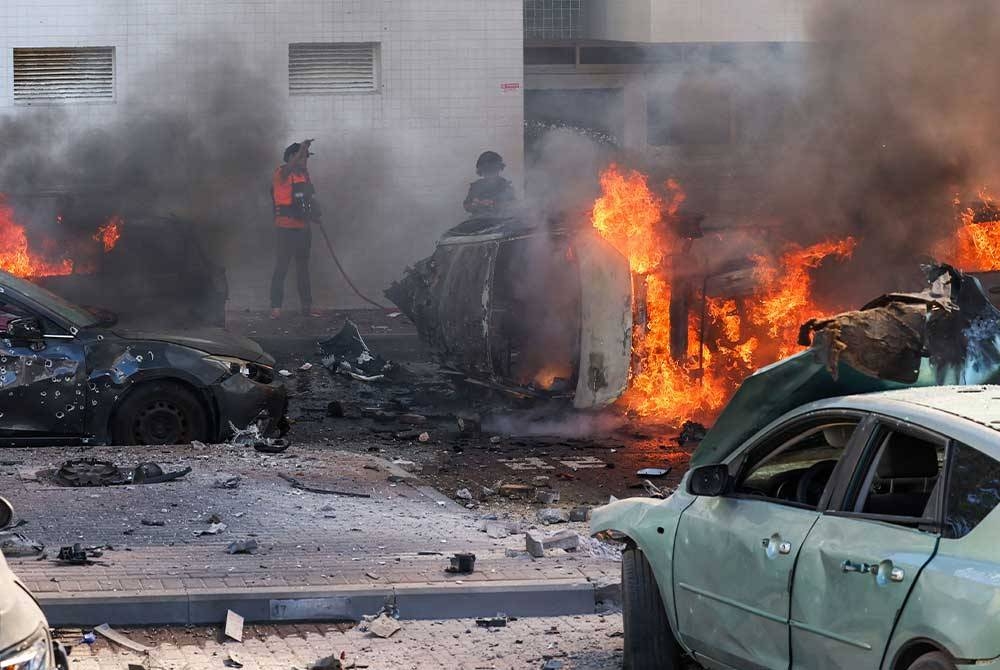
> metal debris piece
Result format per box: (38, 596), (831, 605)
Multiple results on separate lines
(226, 539), (258, 555)
(253, 439), (290, 454)
(476, 613), (510, 628)
(57, 459), (121, 487)
(224, 651), (244, 668)
(319, 320), (396, 379)
(0, 532), (44, 557)
(213, 474), (242, 489)
(55, 543), (103, 565)
(636, 467), (670, 477)
(94, 623), (152, 653)
(642, 480), (666, 498)
(131, 462), (192, 484)
(140, 519), (165, 527)
(672, 421), (708, 447)
(445, 552), (476, 574)
(278, 473), (372, 498)
(192, 523), (227, 537)
(224, 610), (245, 642)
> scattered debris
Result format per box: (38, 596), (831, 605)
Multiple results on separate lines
(673, 420), (708, 446)
(526, 529), (580, 558)
(278, 473), (372, 498)
(569, 506), (592, 522)
(278, 369), (293, 377)
(399, 413), (426, 425)
(456, 413), (481, 435)
(131, 462), (192, 484)
(366, 612), (402, 638)
(476, 614), (510, 628)
(226, 539), (259, 555)
(253, 439), (290, 454)
(320, 320), (396, 380)
(642, 480), (666, 498)
(54, 543), (106, 565)
(213, 474), (242, 489)
(94, 623), (152, 653)
(140, 519), (166, 527)
(224, 610), (245, 642)
(229, 419), (286, 452)
(542, 660), (565, 670)
(534, 489), (560, 504)
(499, 484), (534, 498)
(445, 552), (477, 574)
(298, 362), (313, 371)
(56, 459), (190, 487)
(224, 651), (244, 668)
(455, 488), (473, 501)
(537, 508), (569, 525)
(485, 521), (511, 539)
(0, 532), (44, 557)
(636, 467), (670, 477)
(418, 431), (431, 442)
(192, 523), (227, 537)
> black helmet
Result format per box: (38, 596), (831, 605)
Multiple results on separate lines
(476, 151), (505, 175)
(283, 143), (301, 163)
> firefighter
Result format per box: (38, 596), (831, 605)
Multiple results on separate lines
(463, 150), (516, 217)
(270, 140), (322, 319)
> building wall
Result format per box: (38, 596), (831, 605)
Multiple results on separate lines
(0, 0), (524, 309)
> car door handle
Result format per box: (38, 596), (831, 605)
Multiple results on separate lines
(761, 534), (792, 557)
(842, 559), (905, 584)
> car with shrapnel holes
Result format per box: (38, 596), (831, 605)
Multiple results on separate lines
(594, 383), (1000, 670)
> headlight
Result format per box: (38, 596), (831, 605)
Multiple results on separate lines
(0, 628), (50, 670)
(205, 356), (274, 384)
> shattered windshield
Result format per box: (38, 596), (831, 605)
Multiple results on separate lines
(0, 270), (99, 328)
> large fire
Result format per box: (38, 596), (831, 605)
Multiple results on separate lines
(938, 190), (1000, 271)
(0, 196), (122, 279)
(591, 164), (856, 422)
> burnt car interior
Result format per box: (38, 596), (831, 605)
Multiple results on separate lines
(489, 236), (581, 392)
(737, 420), (858, 507)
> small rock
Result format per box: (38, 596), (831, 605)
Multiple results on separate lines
(537, 508), (569, 525)
(391, 459), (421, 473)
(213, 474), (241, 489)
(399, 413), (427, 425)
(367, 612), (402, 639)
(225, 539), (258, 555)
(141, 519), (166, 527)
(499, 483), (534, 498)
(489, 436), (502, 444)
(534, 489), (560, 504)
(485, 521), (509, 539)
(418, 432), (431, 442)
(277, 369), (293, 377)
(455, 488), (473, 501)
(569, 506), (593, 522)
(298, 362), (313, 371)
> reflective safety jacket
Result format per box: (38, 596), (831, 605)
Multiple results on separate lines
(272, 166), (312, 229)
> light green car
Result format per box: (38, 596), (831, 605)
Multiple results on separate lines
(593, 384), (1000, 670)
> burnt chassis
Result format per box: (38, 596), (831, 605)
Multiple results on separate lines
(387, 218), (633, 409)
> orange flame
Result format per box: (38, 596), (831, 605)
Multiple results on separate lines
(938, 189), (1000, 271)
(0, 197), (73, 278)
(590, 164), (855, 423)
(93, 215), (122, 253)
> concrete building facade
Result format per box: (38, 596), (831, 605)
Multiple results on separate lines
(0, 0), (524, 309)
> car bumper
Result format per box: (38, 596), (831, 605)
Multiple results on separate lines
(211, 373), (289, 439)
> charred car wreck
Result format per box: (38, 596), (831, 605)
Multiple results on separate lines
(0, 270), (287, 446)
(387, 217), (633, 409)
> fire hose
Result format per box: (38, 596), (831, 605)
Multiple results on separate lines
(315, 221), (391, 310)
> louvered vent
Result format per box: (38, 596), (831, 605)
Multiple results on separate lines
(289, 43), (379, 95)
(13, 47), (115, 102)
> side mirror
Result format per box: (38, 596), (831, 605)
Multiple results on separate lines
(5, 317), (43, 341)
(687, 464), (731, 497)
(0, 497), (12, 530)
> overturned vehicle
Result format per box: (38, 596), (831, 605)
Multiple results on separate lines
(592, 263), (1000, 670)
(387, 217), (634, 409)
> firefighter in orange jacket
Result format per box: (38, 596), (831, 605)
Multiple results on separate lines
(270, 140), (322, 319)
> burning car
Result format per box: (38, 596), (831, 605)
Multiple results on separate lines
(0, 269), (286, 446)
(0, 497), (68, 670)
(592, 265), (1000, 670)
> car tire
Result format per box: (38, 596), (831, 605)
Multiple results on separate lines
(111, 380), (209, 445)
(908, 652), (956, 670)
(622, 547), (681, 670)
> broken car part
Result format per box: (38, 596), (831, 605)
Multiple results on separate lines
(319, 320), (396, 379)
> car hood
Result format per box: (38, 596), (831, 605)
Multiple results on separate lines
(0, 553), (45, 650)
(112, 328), (274, 365)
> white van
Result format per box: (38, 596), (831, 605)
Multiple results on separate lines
(0, 497), (68, 670)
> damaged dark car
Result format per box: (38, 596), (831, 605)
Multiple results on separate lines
(0, 270), (287, 446)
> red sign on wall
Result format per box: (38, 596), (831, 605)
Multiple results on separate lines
(501, 82), (521, 92)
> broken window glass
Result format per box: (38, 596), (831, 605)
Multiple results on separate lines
(945, 442), (1000, 539)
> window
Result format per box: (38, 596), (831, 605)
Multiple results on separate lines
(13, 47), (114, 103)
(850, 429), (945, 523)
(737, 419), (859, 508)
(288, 43), (379, 95)
(945, 442), (1000, 539)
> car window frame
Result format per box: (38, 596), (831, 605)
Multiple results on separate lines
(726, 409), (871, 512)
(0, 291), (73, 339)
(940, 439), (1000, 539)
(826, 414), (949, 532)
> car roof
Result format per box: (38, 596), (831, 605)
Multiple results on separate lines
(805, 385), (1000, 457)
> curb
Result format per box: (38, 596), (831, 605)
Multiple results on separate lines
(39, 578), (602, 626)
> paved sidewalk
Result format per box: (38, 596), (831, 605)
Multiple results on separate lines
(58, 614), (626, 670)
(2, 443), (620, 625)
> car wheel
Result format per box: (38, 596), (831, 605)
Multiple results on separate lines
(908, 652), (956, 670)
(622, 547), (681, 670)
(111, 381), (208, 445)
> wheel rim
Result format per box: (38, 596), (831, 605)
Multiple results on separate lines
(133, 400), (189, 444)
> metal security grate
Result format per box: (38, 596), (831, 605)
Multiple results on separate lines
(288, 43), (379, 95)
(524, 0), (582, 41)
(13, 47), (115, 102)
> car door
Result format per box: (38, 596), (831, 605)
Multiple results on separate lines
(790, 420), (945, 669)
(673, 412), (867, 670)
(0, 295), (87, 443)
